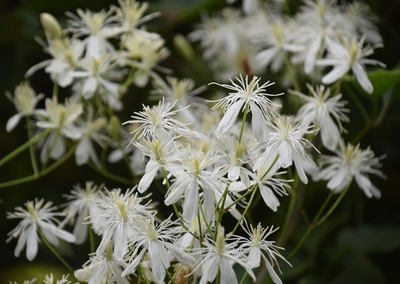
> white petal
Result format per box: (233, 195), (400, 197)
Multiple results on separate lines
(352, 62), (373, 94)
(263, 255), (283, 284)
(26, 225), (38, 261)
(278, 140), (292, 168)
(138, 161), (159, 193)
(355, 173), (373, 198)
(6, 113), (23, 132)
(183, 178), (199, 223)
(259, 185), (279, 211)
(216, 100), (244, 136)
(251, 102), (269, 142)
(220, 257), (238, 284)
(82, 77), (98, 99)
(149, 242), (166, 284)
(321, 64), (349, 84)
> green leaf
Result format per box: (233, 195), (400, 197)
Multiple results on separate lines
(345, 68), (400, 101)
(334, 254), (386, 284)
(337, 225), (400, 253)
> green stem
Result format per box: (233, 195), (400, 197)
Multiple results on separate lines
(0, 129), (51, 168)
(26, 117), (39, 176)
(0, 143), (77, 189)
(165, 266), (176, 284)
(288, 183), (351, 259)
(88, 162), (134, 185)
(231, 185), (258, 235)
(282, 50), (301, 92)
(41, 131), (60, 171)
(238, 104), (249, 143)
(277, 185), (297, 247)
(37, 228), (74, 273)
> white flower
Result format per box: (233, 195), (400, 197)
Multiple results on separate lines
(164, 148), (223, 223)
(26, 38), (85, 87)
(313, 140), (386, 198)
(210, 75), (282, 142)
(6, 199), (75, 261)
(36, 97), (82, 162)
(43, 274), (77, 284)
(70, 56), (123, 101)
(115, 0), (160, 35)
(123, 98), (205, 142)
(61, 182), (103, 244)
(67, 8), (122, 58)
(342, 1), (382, 44)
(5, 81), (44, 132)
(75, 242), (128, 284)
(254, 166), (291, 212)
(193, 225), (256, 284)
(254, 116), (318, 184)
(239, 223), (290, 284)
(119, 32), (169, 87)
(94, 187), (153, 260)
(215, 135), (256, 188)
(121, 217), (196, 284)
(134, 138), (183, 193)
(317, 37), (385, 94)
(291, 84), (349, 151)
(75, 107), (107, 166)
(255, 16), (302, 73)
(150, 76), (207, 124)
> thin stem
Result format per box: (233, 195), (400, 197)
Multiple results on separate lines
(41, 131), (60, 171)
(37, 228), (74, 273)
(277, 185), (297, 247)
(0, 129), (51, 167)
(231, 185), (258, 234)
(288, 182), (351, 259)
(26, 117), (39, 176)
(88, 162), (134, 185)
(238, 104), (249, 143)
(282, 50), (301, 92)
(0, 143), (77, 189)
(165, 266), (177, 284)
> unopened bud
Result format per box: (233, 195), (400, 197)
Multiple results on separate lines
(40, 13), (62, 39)
(174, 34), (194, 60)
(108, 115), (121, 140)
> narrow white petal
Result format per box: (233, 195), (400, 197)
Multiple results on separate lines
(216, 100), (244, 136)
(6, 113), (23, 132)
(352, 63), (373, 94)
(183, 178), (199, 223)
(321, 64), (349, 84)
(220, 257), (237, 284)
(278, 141), (292, 168)
(26, 225), (38, 261)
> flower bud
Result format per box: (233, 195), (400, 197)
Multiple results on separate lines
(107, 115), (121, 140)
(40, 13), (62, 39)
(173, 34), (194, 60)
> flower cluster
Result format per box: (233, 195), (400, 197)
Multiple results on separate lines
(3, 0), (388, 284)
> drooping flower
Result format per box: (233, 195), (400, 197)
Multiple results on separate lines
(75, 106), (107, 166)
(123, 98), (205, 143)
(75, 242), (129, 284)
(313, 140), (386, 198)
(317, 37), (385, 94)
(238, 223), (290, 284)
(193, 225), (256, 284)
(254, 116), (318, 184)
(5, 81), (44, 132)
(121, 217), (196, 284)
(291, 84), (349, 151)
(164, 147), (223, 223)
(210, 74), (282, 142)
(94, 187), (153, 260)
(6, 199), (75, 261)
(66, 8), (122, 58)
(61, 182), (103, 244)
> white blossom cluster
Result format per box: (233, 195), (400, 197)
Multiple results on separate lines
(4, 1), (387, 284)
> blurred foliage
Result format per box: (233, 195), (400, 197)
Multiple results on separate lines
(1, 0), (400, 283)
